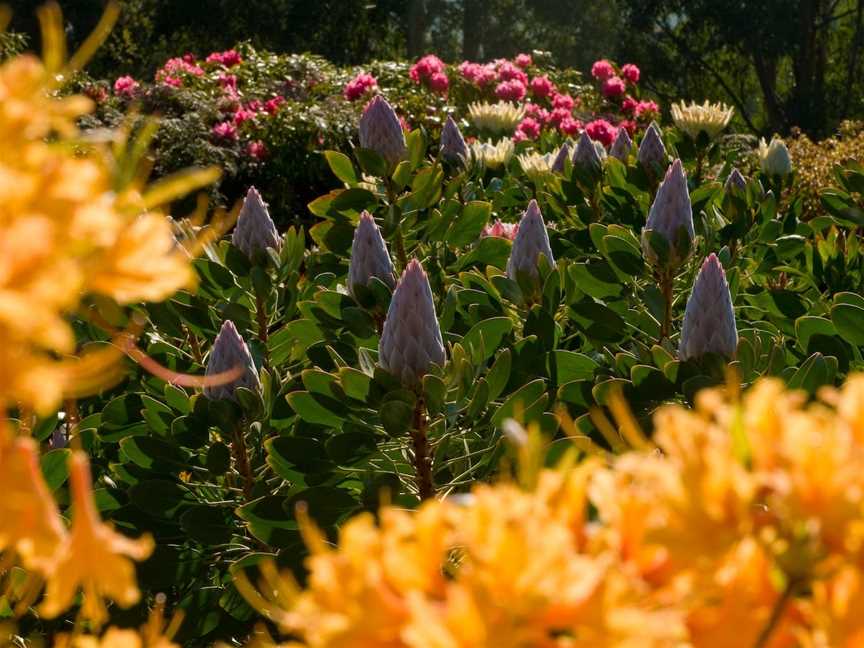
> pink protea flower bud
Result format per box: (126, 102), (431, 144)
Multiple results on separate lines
(359, 95), (407, 169)
(348, 211), (396, 296)
(725, 167), (747, 192)
(572, 131), (603, 171)
(641, 160), (694, 270)
(232, 187), (282, 259)
(379, 259), (446, 388)
(679, 254), (738, 361)
(440, 115), (468, 165)
(551, 142), (572, 173)
(204, 321), (261, 401)
(610, 128), (633, 161)
(481, 219), (519, 240)
(637, 122), (667, 171)
(506, 200), (555, 283)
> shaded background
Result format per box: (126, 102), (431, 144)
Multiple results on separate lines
(6, 0), (864, 136)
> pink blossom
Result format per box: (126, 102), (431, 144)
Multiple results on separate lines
(591, 59), (615, 81)
(602, 76), (627, 99)
(113, 75), (139, 99)
(512, 130), (529, 144)
(399, 115), (411, 133)
(559, 117), (583, 136)
(410, 54), (445, 83)
(344, 72), (378, 101)
(552, 93), (575, 111)
(207, 49), (243, 67)
(246, 99), (263, 112)
(618, 119), (637, 135)
(622, 96), (638, 114)
(529, 75), (555, 99)
(585, 119), (618, 147)
(458, 61), (497, 86)
(218, 73), (238, 91)
(428, 72), (449, 93)
(621, 63), (640, 84)
(265, 96), (285, 114)
(495, 79), (527, 102)
(635, 100), (660, 120)
(212, 121), (238, 141)
(514, 53), (533, 68)
(482, 219), (519, 240)
(182, 53), (196, 64)
(549, 107), (573, 127)
(162, 76), (183, 88)
(516, 117), (541, 140)
(523, 103), (549, 124)
(84, 84), (108, 103)
(247, 140), (267, 160)
(497, 61), (528, 84)
(157, 57), (204, 82)
(233, 108), (256, 125)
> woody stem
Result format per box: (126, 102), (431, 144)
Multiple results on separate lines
(385, 179), (409, 272)
(410, 399), (434, 500)
(659, 271), (674, 342)
(255, 291), (268, 345)
(232, 421), (254, 500)
(753, 581), (795, 648)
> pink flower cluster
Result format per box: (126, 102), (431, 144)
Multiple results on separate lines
(410, 55), (449, 94)
(482, 219), (519, 240)
(344, 72), (378, 101)
(212, 121), (238, 141)
(458, 61), (497, 86)
(514, 117), (541, 142)
(585, 119), (618, 147)
(156, 56), (204, 87)
(113, 75), (139, 99)
(530, 75), (555, 99)
(496, 79), (526, 102)
(514, 53), (533, 68)
(591, 59), (642, 100)
(622, 97), (659, 120)
(206, 49), (243, 67)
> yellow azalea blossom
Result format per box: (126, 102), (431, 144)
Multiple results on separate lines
(40, 451), (154, 626)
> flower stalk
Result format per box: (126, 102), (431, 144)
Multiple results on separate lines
(410, 398), (434, 500)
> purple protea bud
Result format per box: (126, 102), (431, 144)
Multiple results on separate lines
(440, 115), (468, 165)
(609, 128), (633, 161)
(551, 142), (571, 174)
(379, 259), (446, 388)
(506, 199), (555, 284)
(572, 131), (602, 171)
(204, 320), (261, 401)
(359, 95), (407, 170)
(724, 167), (747, 192)
(640, 159), (695, 271)
(232, 187), (282, 259)
(679, 254), (738, 361)
(347, 211), (396, 297)
(637, 122), (667, 171)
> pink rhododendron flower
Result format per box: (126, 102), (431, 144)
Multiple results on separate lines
(218, 73), (238, 91)
(618, 119), (637, 135)
(516, 117), (541, 140)
(512, 130), (529, 144)
(585, 119), (618, 147)
(497, 61), (528, 84)
(495, 79), (526, 101)
(622, 96), (638, 114)
(548, 107), (573, 127)
(233, 108), (256, 125)
(458, 61), (497, 86)
(410, 54), (445, 83)
(113, 75), (139, 99)
(559, 117), (583, 136)
(207, 49), (242, 67)
(515, 53), (533, 68)
(247, 140), (267, 160)
(591, 59), (615, 81)
(552, 93), (575, 111)
(212, 121), (238, 141)
(529, 75), (555, 99)
(399, 115), (411, 133)
(182, 53), (196, 64)
(523, 103), (550, 124)
(621, 63), (640, 84)
(602, 76), (627, 98)
(428, 72), (449, 93)
(157, 56), (204, 83)
(635, 100), (660, 120)
(83, 84), (108, 103)
(162, 75), (182, 88)
(246, 99), (263, 112)
(344, 72), (378, 101)
(265, 96), (285, 114)
(482, 219), (519, 240)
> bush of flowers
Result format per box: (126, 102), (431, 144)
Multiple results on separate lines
(5, 4), (864, 648)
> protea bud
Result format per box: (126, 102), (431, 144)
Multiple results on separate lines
(347, 211), (396, 297)
(572, 131), (602, 171)
(204, 320), (261, 401)
(551, 142), (572, 174)
(679, 253), (738, 361)
(637, 122), (667, 171)
(507, 199), (555, 285)
(359, 95), (407, 169)
(379, 259), (446, 388)
(724, 167), (747, 192)
(440, 115), (468, 165)
(758, 137), (792, 177)
(640, 159), (695, 271)
(232, 187), (282, 260)
(609, 128), (633, 161)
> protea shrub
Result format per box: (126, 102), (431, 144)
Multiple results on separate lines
(637, 122), (667, 174)
(679, 253), (738, 361)
(347, 211), (396, 298)
(359, 95), (407, 170)
(609, 128), (633, 161)
(232, 187), (282, 261)
(572, 131), (603, 172)
(440, 115), (468, 165)
(379, 259), (446, 388)
(759, 137), (793, 177)
(203, 321), (261, 401)
(507, 200), (555, 299)
(725, 167), (748, 193)
(641, 159), (695, 272)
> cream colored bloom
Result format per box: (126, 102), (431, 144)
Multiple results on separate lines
(670, 100), (734, 140)
(467, 101), (525, 134)
(469, 138), (515, 171)
(759, 137), (793, 176)
(517, 151), (555, 183)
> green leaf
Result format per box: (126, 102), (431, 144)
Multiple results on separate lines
(406, 129), (426, 169)
(323, 151), (358, 185)
(380, 400), (414, 436)
(554, 351), (599, 383)
(453, 236), (511, 271)
(492, 379), (546, 425)
(831, 303), (864, 346)
(486, 349), (512, 401)
(423, 374), (447, 415)
(446, 201), (492, 247)
(180, 505), (234, 545)
(787, 353), (833, 395)
(795, 316), (837, 352)
(120, 436), (190, 472)
(129, 479), (193, 519)
(286, 392), (345, 428)
(462, 317), (513, 362)
(40, 449), (71, 491)
(568, 261), (622, 299)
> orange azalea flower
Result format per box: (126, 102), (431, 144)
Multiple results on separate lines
(40, 451), (154, 625)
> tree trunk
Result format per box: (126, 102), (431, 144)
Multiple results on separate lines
(406, 0), (427, 59)
(463, 0), (484, 60)
(752, 49), (784, 132)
